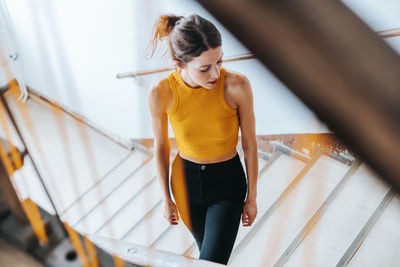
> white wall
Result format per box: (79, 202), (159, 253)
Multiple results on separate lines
(2, 0), (399, 141)
(341, 0), (400, 54)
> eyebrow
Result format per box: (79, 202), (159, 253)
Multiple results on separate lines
(200, 53), (224, 68)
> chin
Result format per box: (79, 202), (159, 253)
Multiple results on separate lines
(204, 83), (216, 89)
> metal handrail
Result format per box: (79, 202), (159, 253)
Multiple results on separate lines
(116, 53), (255, 79)
(376, 27), (400, 38)
(116, 28), (400, 79)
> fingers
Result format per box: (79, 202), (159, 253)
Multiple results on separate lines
(242, 201), (258, 227)
(164, 214), (178, 225)
(164, 209), (179, 225)
(242, 214), (254, 226)
(242, 212), (251, 226)
(242, 211), (257, 227)
(242, 212), (248, 225)
(169, 212), (179, 225)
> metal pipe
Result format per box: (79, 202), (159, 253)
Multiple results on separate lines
(116, 53), (255, 79)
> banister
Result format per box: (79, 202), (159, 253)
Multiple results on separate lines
(116, 53), (254, 79)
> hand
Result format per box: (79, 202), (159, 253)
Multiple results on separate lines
(242, 199), (257, 227)
(162, 199), (179, 225)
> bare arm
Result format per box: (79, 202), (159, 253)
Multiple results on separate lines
(237, 76), (258, 203)
(148, 79), (179, 224)
(233, 74), (258, 226)
(148, 80), (171, 201)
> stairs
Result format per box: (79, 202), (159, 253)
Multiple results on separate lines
(2, 88), (400, 266)
(346, 190), (399, 267)
(80, 146), (399, 267)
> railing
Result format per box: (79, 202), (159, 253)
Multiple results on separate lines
(116, 53), (254, 79)
(196, 0), (400, 195)
(376, 27), (400, 38)
(116, 28), (400, 79)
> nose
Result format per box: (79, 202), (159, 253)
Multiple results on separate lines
(210, 65), (220, 79)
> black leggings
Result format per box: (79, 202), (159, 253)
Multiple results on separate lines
(171, 152), (247, 265)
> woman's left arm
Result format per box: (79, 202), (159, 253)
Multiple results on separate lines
(234, 74), (258, 227)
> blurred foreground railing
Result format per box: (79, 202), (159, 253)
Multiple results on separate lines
(196, 0), (400, 194)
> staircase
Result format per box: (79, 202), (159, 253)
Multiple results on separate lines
(2, 87), (400, 266)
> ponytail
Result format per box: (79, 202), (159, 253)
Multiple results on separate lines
(146, 14), (222, 64)
(146, 15), (184, 59)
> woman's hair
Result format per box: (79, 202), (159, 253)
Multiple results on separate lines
(146, 14), (222, 65)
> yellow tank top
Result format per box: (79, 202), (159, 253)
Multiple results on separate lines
(167, 66), (239, 159)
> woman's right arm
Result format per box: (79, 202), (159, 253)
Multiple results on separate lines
(148, 79), (179, 225)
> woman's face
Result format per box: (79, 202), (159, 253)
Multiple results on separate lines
(180, 46), (223, 89)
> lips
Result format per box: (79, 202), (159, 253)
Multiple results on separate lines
(209, 79), (218, 84)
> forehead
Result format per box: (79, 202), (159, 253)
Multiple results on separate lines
(190, 46), (223, 67)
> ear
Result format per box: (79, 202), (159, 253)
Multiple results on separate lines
(174, 60), (184, 69)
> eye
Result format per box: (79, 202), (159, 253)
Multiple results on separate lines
(217, 60), (223, 65)
(200, 68), (209, 73)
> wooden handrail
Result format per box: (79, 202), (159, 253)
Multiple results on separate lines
(196, 0), (400, 195)
(117, 28), (400, 79)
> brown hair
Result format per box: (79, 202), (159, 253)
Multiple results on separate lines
(146, 14), (222, 65)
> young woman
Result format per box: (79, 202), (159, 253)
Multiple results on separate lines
(147, 14), (258, 265)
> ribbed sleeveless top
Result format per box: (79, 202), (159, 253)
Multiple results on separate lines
(167, 66), (239, 159)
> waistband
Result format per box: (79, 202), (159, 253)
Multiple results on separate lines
(179, 151), (240, 170)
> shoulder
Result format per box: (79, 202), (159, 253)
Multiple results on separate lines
(225, 69), (250, 86)
(224, 68), (252, 99)
(148, 77), (170, 96)
(148, 77), (172, 101)
(148, 77), (173, 113)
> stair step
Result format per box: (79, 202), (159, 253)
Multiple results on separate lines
(224, 152), (307, 260)
(61, 150), (152, 225)
(153, 220), (195, 255)
(73, 162), (158, 234)
(122, 204), (168, 246)
(282, 162), (390, 266)
(78, 175), (161, 237)
(3, 90), (134, 215)
(150, 150), (269, 256)
(229, 153), (350, 266)
(76, 152), (179, 237)
(346, 191), (399, 267)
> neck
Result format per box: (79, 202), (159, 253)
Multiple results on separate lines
(180, 69), (201, 88)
